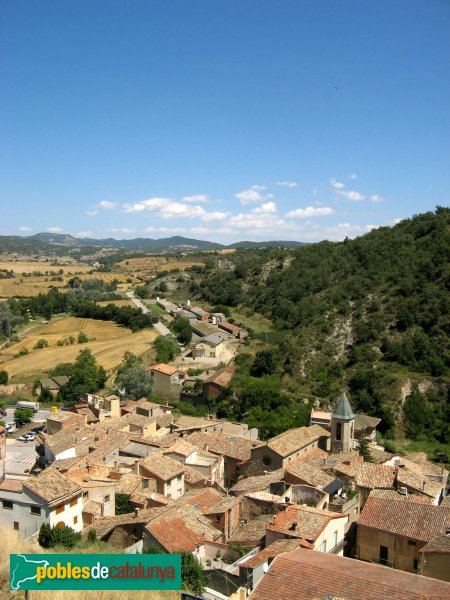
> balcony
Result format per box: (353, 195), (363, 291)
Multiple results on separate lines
(328, 491), (360, 514)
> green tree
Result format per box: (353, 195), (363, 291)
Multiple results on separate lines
(14, 408), (34, 422)
(181, 552), (209, 595)
(0, 370), (9, 385)
(134, 285), (149, 299)
(153, 336), (180, 363)
(34, 339), (49, 349)
(170, 317), (192, 345)
(358, 435), (373, 462)
(59, 349), (107, 405)
(251, 349), (277, 376)
(115, 493), (133, 515)
(115, 364), (153, 400)
(77, 331), (88, 343)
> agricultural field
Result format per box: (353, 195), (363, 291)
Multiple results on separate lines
(77, 272), (138, 284)
(0, 260), (91, 275)
(0, 316), (157, 380)
(113, 256), (205, 273)
(96, 299), (135, 308)
(0, 275), (68, 298)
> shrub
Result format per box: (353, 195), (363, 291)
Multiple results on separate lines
(0, 371), (8, 385)
(34, 339), (49, 349)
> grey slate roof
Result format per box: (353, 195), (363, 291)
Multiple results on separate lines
(332, 393), (355, 420)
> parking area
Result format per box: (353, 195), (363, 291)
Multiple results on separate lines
(2, 407), (47, 474)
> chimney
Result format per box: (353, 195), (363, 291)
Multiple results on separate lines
(134, 459), (140, 475)
(134, 508), (140, 518)
(114, 460), (119, 472)
(204, 443), (208, 452)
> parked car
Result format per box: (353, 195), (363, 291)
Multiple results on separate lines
(5, 424), (14, 434)
(18, 432), (35, 442)
(32, 424), (46, 433)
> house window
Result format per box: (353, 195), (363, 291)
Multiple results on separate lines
(143, 480), (149, 489)
(73, 516), (78, 525)
(336, 423), (342, 441)
(30, 506), (41, 515)
(104, 495), (110, 505)
(83, 492), (88, 501)
(215, 515), (221, 523)
(55, 504), (64, 514)
(322, 540), (327, 553)
(13, 522), (19, 530)
(262, 455), (272, 467)
(2, 500), (13, 510)
(408, 540), (417, 546)
(333, 531), (338, 548)
(413, 559), (419, 570)
(177, 489), (182, 495)
(70, 498), (78, 507)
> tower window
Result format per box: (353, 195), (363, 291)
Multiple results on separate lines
(336, 422), (342, 441)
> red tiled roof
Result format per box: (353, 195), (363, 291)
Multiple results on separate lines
(355, 463), (396, 489)
(359, 496), (450, 542)
(249, 548), (450, 600)
(240, 539), (311, 568)
(266, 504), (343, 542)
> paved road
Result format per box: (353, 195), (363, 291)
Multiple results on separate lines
(126, 290), (173, 337)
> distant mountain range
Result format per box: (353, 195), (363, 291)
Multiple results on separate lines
(0, 232), (307, 254)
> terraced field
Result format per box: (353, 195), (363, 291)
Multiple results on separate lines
(96, 299), (135, 308)
(114, 256), (204, 272)
(0, 316), (157, 379)
(0, 260), (91, 274)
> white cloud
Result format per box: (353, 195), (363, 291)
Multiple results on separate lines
(338, 190), (366, 201)
(18, 226), (32, 232)
(183, 194), (210, 203)
(275, 180), (298, 188)
(201, 211), (230, 222)
(365, 224), (381, 232)
(347, 173), (357, 179)
(122, 197), (227, 222)
(235, 185), (273, 204)
(46, 227), (63, 233)
(77, 231), (93, 237)
(251, 201), (277, 215)
(370, 194), (383, 203)
(286, 206), (334, 218)
(109, 228), (136, 234)
(330, 178), (345, 189)
(99, 200), (118, 210)
(142, 226), (187, 235)
(86, 209), (99, 216)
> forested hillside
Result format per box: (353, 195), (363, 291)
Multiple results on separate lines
(178, 207), (449, 450)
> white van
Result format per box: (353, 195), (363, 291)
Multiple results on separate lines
(15, 400), (39, 413)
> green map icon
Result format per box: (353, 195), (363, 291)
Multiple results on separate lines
(10, 554), (50, 590)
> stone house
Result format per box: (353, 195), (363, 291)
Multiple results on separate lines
(357, 493), (450, 572)
(265, 504), (347, 554)
(246, 425), (331, 477)
(419, 533), (450, 582)
(192, 334), (225, 359)
(139, 453), (185, 499)
(0, 468), (83, 538)
(147, 364), (186, 401)
(248, 546), (450, 600)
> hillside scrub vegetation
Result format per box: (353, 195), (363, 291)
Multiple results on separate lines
(191, 208), (449, 446)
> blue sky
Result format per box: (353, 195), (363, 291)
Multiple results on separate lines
(1, 0), (449, 243)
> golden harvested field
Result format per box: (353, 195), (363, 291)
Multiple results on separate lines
(0, 260), (91, 274)
(0, 276), (69, 298)
(0, 317), (157, 378)
(97, 299), (134, 308)
(78, 272), (138, 283)
(114, 256), (204, 272)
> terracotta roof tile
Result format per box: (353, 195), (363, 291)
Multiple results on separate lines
(24, 468), (81, 504)
(355, 463), (396, 489)
(267, 425), (330, 458)
(148, 363), (182, 376)
(229, 470), (285, 495)
(139, 453), (184, 481)
(359, 496), (450, 542)
(266, 504), (343, 542)
(285, 460), (335, 490)
(249, 548), (450, 600)
(240, 539), (311, 568)
(187, 431), (264, 462)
